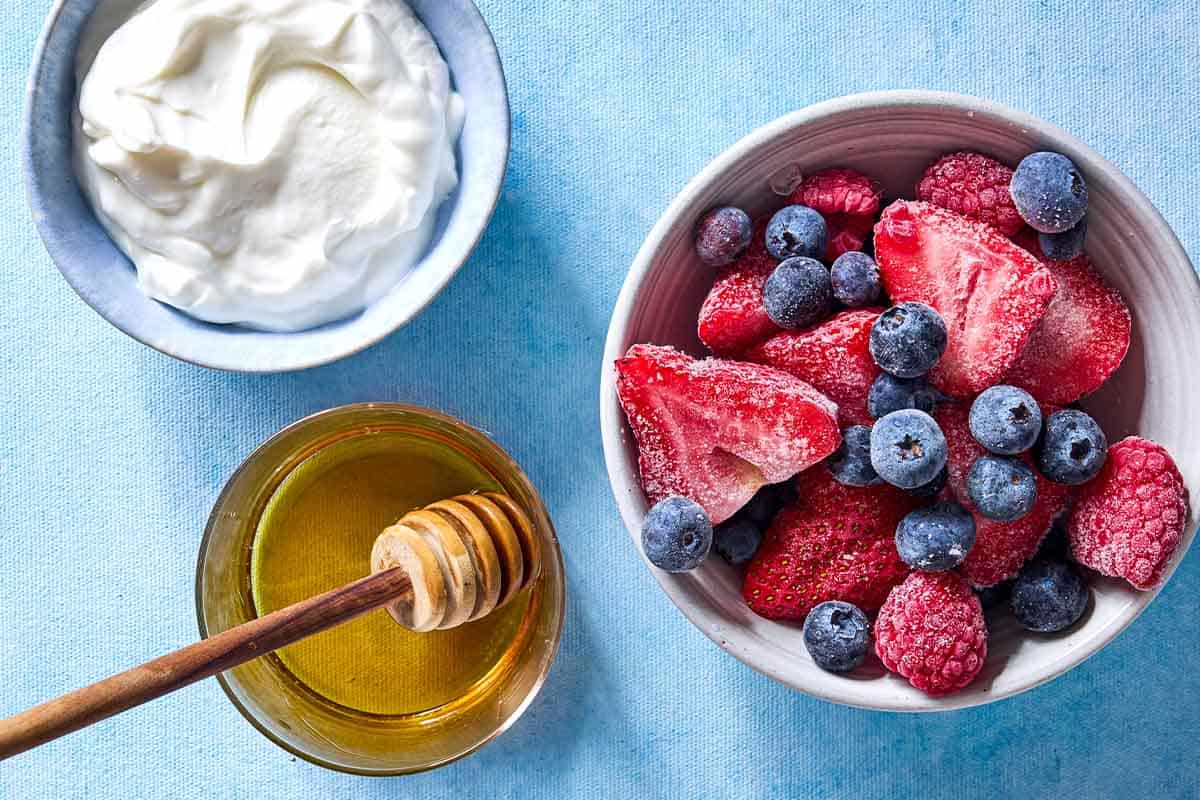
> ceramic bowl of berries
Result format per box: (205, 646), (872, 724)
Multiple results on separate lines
(600, 90), (1199, 710)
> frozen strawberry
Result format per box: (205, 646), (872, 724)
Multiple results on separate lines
(875, 571), (987, 696)
(937, 404), (1070, 587)
(1069, 437), (1189, 590)
(1004, 253), (1131, 405)
(790, 169), (882, 261)
(742, 469), (915, 620)
(697, 217), (780, 356)
(874, 201), (1058, 397)
(615, 344), (840, 524)
(744, 309), (881, 426)
(916, 151), (1024, 237)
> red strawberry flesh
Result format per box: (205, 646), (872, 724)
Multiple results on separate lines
(697, 217), (780, 356)
(615, 344), (840, 524)
(874, 200), (1058, 397)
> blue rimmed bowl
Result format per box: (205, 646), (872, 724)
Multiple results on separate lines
(24, 0), (509, 372)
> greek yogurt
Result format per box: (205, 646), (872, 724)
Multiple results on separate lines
(74, 0), (463, 331)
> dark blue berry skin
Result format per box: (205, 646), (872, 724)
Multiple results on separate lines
(976, 580), (1014, 613)
(713, 519), (763, 566)
(1036, 409), (1108, 485)
(763, 257), (832, 329)
(802, 601), (870, 673)
(967, 455), (1038, 521)
(641, 496), (713, 572)
(969, 385), (1042, 455)
(740, 482), (795, 528)
(765, 205), (828, 260)
(827, 425), (882, 486)
(869, 302), (948, 378)
(830, 251), (881, 307)
(867, 373), (942, 419)
(694, 206), (753, 267)
(869, 409), (948, 490)
(908, 465), (949, 501)
(1038, 218), (1087, 261)
(1011, 559), (1089, 632)
(895, 501), (976, 571)
(1011, 151), (1088, 234)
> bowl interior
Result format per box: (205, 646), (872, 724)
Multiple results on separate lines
(24, 0), (509, 372)
(600, 92), (1200, 711)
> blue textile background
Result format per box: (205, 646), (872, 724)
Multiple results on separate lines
(2, 1), (1198, 797)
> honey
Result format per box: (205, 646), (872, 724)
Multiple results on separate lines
(249, 431), (532, 717)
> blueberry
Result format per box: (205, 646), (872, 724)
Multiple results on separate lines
(693, 206), (752, 267)
(713, 519), (763, 566)
(895, 501), (976, 571)
(969, 385), (1042, 455)
(1036, 409), (1108, 485)
(1011, 558), (1089, 632)
(976, 580), (1013, 613)
(869, 409), (948, 489)
(827, 425), (882, 486)
(830, 251), (882, 307)
(641, 496), (713, 572)
(967, 455), (1038, 522)
(1011, 151), (1088, 234)
(802, 601), (870, 673)
(763, 256), (832, 329)
(907, 464), (949, 501)
(869, 302), (948, 378)
(765, 204), (827, 260)
(867, 373), (942, 419)
(1038, 218), (1087, 261)
(740, 482), (795, 528)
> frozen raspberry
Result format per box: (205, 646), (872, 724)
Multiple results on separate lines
(790, 169), (882, 261)
(1069, 437), (1189, 590)
(916, 151), (1024, 236)
(875, 571), (988, 696)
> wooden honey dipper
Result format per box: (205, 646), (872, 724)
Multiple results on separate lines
(0, 492), (541, 759)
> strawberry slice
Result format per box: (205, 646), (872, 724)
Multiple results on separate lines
(742, 469), (915, 620)
(697, 217), (781, 356)
(1003, 253), (1131, 405)
(744, 309), (882, 426)
(615, 344), (840, 524)
(936, 404), (1070, 587)
(874, 201), (1058, 397)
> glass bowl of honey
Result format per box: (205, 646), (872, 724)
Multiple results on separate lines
(195, 403), (565, 775)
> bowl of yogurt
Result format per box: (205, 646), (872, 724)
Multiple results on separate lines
(24, 0), (509, 371)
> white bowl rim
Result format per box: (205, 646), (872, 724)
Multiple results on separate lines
(599, 89), (1199, 712)
(22, 0), (510, 373)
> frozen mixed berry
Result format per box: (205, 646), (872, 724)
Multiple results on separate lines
(908, 464), (949, 501)
(830, 251), (882, 307)
(916, 151), (1024, 236)
(869, 302), (947, 379)
(694, 206), (753, 267)
(1038, 218), (1087, 261)
(803, 601), (871, 673)
(867, 373), (941, 419)
(762, 256), (832, 329)
(870, 409), (948, 490)
(968, 455), (1038, 522)
(713, 519), (763, 566)
(969, 385), (1042, 455)
(1036, 409), (1108, 485)
(740, 482), (796, 528)
(641, 496), (713, 572)
(895, 501), (976, 571)
(1010, 558), (1089, 632)
(765, 204), (828, 260)
(827, 425), (882, 487)
(1011, 151), (1088, 234)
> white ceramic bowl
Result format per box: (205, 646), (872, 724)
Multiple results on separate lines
(24, 0), (509, 372)
(600, 90), (1200, 711)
